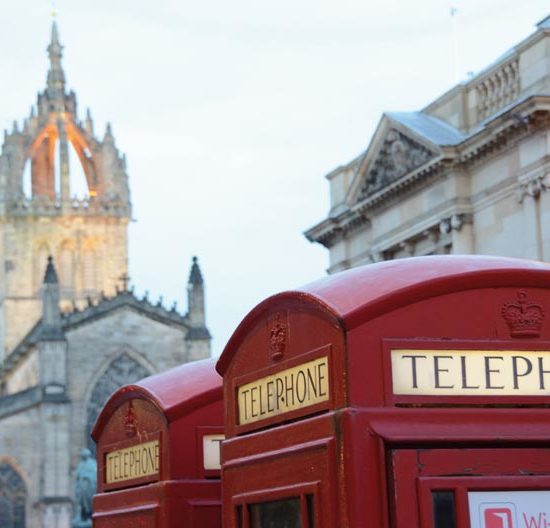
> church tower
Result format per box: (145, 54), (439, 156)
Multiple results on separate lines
(0, 23), (130, 357)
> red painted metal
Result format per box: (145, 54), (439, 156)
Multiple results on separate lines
(394, 448), (550, 528)
(92, 358), (223, 527)
(216, 256), (550, 528)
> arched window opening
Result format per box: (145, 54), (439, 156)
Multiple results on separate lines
(86, 354), (150, 453)
(0, 463), (26, 528)
(82, 250), (96, 292)
(53, 139), (61, 197)
(59, 243), (74, 292)
(36, 245), (50, 291)
(68, 140), (89, 198)
(21, 159), (31, 198)
(52, 139), (90, 199)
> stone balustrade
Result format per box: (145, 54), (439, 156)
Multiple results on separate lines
(474, 57), (520, 122)
(8, 194), (130, 216)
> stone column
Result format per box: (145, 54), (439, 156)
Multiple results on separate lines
(57, 118), (70, 205)
(517, 174), (548, 260)
(440, 214), (474, 254)
(539, 174), (550, 261)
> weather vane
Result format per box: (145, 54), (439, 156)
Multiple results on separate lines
(51, 0), (57, 19)
(450, 1), (460, 83)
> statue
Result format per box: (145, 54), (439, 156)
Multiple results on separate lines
(72, 448), (97, 527)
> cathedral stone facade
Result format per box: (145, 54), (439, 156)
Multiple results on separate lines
(0, 23), (211, 528)
(306, 15), (550, 273)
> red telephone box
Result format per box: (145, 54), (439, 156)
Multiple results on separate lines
(92, 358), (223, 528)
(216, 255), (550, 528)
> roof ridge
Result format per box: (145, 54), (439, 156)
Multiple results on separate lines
(62, 288), (188, 327)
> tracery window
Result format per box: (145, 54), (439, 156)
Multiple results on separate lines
(82, 250), (96, 292)
(0, 463), (26, 528)
(85, 354), (150, 452)
(35, 245), (50, 291)
(58, 242), (74, 293)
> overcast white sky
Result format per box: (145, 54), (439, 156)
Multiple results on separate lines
(1, 0), (549, 355)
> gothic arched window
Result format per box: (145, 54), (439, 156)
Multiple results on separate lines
(58, 242), (74, 293)
(35, 245), (50, 292)
(85, 354), (150, 452)
(82, 249), (96, 292)
(0, 463), (26, 528)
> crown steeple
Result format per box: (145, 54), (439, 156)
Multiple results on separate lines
(46, 21), (65, 102)
(0, 21), (132, 355)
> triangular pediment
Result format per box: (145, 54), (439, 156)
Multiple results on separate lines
(347, 114), (446, 205)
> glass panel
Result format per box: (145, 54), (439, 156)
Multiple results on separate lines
(432, 491), (456, 528)
(249, 497), (302, 528)
(306, 495), (314, 528)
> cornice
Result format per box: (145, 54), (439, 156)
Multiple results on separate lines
(307, 96), (550, 247)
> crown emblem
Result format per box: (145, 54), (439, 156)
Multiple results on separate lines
(502, 290), (544, 337)
(269, 312), (287, 361)
(124, 400), (138, 438)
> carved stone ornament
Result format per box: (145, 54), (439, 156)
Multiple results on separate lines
(269, 312), (287, 361)
(439, 214), (469, 234)
(502, 290), (544, 337)
(124, 400), (138, 438)
(359, 129), (435, 200)
(517, 174), (549, 203)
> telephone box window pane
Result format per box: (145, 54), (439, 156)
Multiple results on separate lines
(432, 491), (456, 528)
(249, 497), (302, 528)
(306, 495), (314, 527)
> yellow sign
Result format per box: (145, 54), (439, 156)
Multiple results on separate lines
(105, 440), (160, 484)
(238, 356), (329, 425)
(392, 349), (550, 396)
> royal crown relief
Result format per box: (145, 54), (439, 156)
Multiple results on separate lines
(269, 312), (288, 362)
(103, 401), (161, 486)
(124, 400), (138, 438)
(502, 290), (544, 338)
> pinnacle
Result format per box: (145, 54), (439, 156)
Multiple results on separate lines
(43, 255), (59, 284)
(47, 21), (63, 60)
(188, 256), (204, 285)
(46, 20), (65, 99)
(104, 122), (115, 143)
(50, 21), (61, 48)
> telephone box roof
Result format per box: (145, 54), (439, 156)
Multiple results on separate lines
(92, 357), (222, 440)
(217, 255), (550, 375)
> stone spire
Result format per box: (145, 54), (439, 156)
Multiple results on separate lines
(187, 256), (205, 328)
(46, 21), (65, 102)
(44, 255), (58, 284)
(188, 256), (204, 286)
(40, 256), (64, 340)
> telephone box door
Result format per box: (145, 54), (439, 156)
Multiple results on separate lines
(391, 448), (550, 528)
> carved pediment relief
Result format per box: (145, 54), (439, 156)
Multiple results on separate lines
(358, 129), (436, 200)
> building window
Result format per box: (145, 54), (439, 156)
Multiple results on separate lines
(0, 463), (26, 528)
(35, 246), (50, 291)
(59, 244), (74, 293)
(82, 250), (96, 292)
(85, 354), (150, 453)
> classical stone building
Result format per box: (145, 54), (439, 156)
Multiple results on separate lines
(0, 23), (211, 528)
(306, 15), (550, 273)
